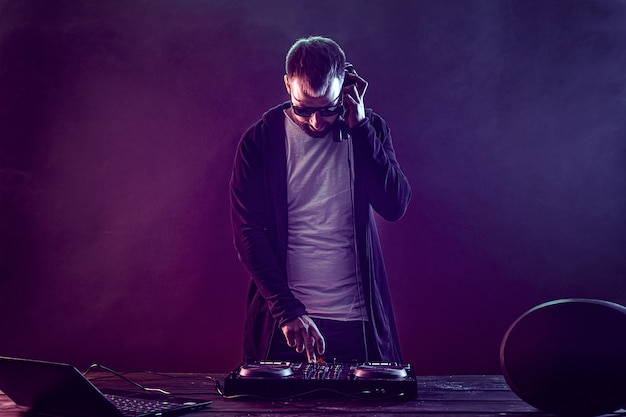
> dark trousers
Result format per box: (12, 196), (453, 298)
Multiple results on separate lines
(267, 318), (378, 363)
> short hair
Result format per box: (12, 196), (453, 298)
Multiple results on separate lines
(285, 36), (346, 96)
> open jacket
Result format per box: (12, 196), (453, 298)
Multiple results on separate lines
(230, 102), (412, 363)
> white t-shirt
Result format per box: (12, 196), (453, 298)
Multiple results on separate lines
(284, 111), (366, 321)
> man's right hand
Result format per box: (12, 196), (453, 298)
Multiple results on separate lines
(281, 315), (325, 363)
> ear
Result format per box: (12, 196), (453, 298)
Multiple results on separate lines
(284, 75), (291, 95)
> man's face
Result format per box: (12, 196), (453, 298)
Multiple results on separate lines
(284, 75), (342, 138)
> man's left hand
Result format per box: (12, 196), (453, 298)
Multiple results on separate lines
(342, 70), (368, 128)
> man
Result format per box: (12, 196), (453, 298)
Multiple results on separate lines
(230, 36), (411, 364)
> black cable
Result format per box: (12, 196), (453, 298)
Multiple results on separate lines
(83, 364), (223, 397)
(83, 364), (172, 395)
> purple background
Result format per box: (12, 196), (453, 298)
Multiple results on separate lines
(1, 0), (625, 374)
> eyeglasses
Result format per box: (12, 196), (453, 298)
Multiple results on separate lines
(291, 103), (344, 118)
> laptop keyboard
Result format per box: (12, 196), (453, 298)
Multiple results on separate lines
(103, 393), (183, 417)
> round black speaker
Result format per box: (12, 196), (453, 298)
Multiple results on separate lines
(500, 298), (626, 416)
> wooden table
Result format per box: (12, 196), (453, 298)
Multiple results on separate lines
(0, 370), (593, 416)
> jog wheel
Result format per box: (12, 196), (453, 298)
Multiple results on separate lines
(353, 364), (408, 379)
(238, 363), (294, 378)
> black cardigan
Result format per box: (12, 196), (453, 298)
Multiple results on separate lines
(230, 102), (412, 362)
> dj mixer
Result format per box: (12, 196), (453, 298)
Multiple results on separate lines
(223, 361), (418, 400)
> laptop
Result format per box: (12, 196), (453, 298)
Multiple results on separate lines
(0, 356), (212, 417)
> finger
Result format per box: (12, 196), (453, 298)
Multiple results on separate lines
(342, 83), (359, 99)
(346, 72), (368, 97)
(344, 83), (366, 109)
(294, 331), (306, 353)
(306, 324), (325, 355)
(316, 333), (326, 355)
(312, 334), (325, 356)
(305, 335), (317, 363)
(282, 327), (296, 347)
(359, 78), (368, 96)
(343, 93), (358, 108)
(300, 321), (324, 357)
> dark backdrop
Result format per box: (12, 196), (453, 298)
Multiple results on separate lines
(1, 0), (625, 375)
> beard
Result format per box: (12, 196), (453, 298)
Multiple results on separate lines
(293, 118), (336, 139)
